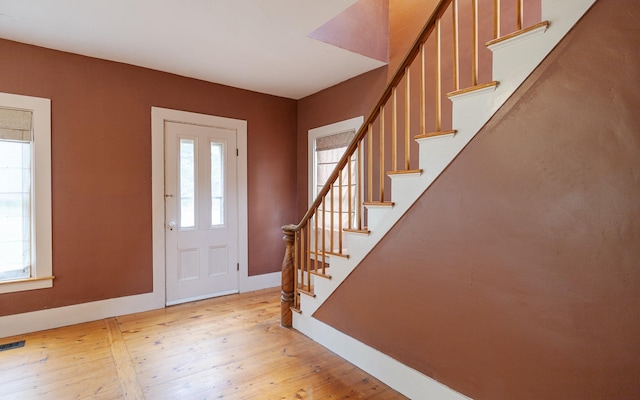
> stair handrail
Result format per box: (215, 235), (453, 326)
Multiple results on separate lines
(281, 0), (538, 327)
(289, 0), (452, 234)
(280, 0), (453, 327)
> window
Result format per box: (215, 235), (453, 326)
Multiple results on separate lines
(0, 92), (52, 294)
(308, 117), (363, 253)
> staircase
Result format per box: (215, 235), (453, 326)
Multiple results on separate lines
(281, 0), (596, 398)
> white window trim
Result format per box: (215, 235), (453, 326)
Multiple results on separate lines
(308, 116), (364, 256)
(0, 92), (52, 294)
(308, 116), (363, 207)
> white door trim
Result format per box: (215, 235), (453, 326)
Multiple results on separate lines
(151, 107), (249, 305)
(0, 107), (273, 338)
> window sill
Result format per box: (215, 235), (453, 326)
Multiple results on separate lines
(0, 276), (54, 294)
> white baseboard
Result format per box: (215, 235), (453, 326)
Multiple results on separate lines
(0, 291), (164, 339)
(293, 313), (471, 400)
(241, 271), (281, 292)
(0, 270), (281, 339)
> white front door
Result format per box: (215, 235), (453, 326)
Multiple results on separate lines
(164, 121), (239, 305)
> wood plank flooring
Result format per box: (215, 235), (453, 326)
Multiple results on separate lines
(0, 288), (407, 399)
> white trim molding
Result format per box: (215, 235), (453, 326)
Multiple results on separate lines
(294, 313), (471, 400)
(0, 292), (161, 338)
(0, 107), (282, 339)
(0, 92), (52, 294)
(151, 107), (253, 304)
(307, 116), (363, 207)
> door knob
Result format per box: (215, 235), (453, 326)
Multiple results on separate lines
(168, 222), (176, 231)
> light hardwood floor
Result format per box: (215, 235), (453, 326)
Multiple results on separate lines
(0, 288), (406, 399)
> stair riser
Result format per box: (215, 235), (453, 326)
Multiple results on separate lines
(363, 206), (389, 232)
(389, 174), (428, 209)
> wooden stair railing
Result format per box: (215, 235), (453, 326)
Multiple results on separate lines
(281, 0), (542, 327)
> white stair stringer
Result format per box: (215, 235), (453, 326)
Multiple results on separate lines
(293, 1), (596, 398)
(295, 306), (472, 400)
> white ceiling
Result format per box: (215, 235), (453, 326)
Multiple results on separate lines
(0, 0), (386, 99)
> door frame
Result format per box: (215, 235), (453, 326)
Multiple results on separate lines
(151, 107), (248, 305)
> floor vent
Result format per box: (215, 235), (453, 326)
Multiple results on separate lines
(0, 340), (25, 352)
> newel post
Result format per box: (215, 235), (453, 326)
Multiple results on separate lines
(280, 224), (296, 327)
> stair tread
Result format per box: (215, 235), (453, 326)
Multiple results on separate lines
(387, 169), (422, 176)
(447, 81), (498, 98)
(415, 130), (456, 140)
(486, 21), (550, 48)
(343, 228), (370, 235)
(363, 201), (394, 207)
(298, 288), (316, 298)
(310, 270), (332, 280)
(309, 250), (349, 259)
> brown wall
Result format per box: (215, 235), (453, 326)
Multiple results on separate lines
(389, 0), (540, 84)
(309, 0), (389, 62)
(296, 0), (541, 217)
(295, 66), (388, 220)
(388, 0), (439, 77)
(0, 39), (297, 316)
(314, 1), (640, 398)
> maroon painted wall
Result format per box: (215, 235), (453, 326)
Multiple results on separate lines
(314, 1), (640, 398)
(295, 66), (388, 220)
(0, 39), (297, 316)
(309, 0), (389, 62)
(388, 0), (439, 77)
(389, 0), (540, 84)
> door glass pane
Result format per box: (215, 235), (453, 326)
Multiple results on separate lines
(179, 138), (195, 228)
(0, 140), (31, 281)
(211, 142), (224, 226)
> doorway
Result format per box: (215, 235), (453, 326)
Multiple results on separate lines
(151, 107), (248, 306)
(164, 122), (239, 304)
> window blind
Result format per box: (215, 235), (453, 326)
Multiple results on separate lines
(0, 107), (33, 142)
(315, 130), (355, 152)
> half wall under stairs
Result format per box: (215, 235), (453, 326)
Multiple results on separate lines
(285, 0), (599, 399)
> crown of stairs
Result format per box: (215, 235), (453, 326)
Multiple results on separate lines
(282, 0), (596, 398)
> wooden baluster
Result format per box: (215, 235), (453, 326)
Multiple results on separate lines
(516, 0), (523, 30)
(314, 209), (318, 278)
(494, 0), (501, 39)
(305, 224), (310, 293)
(357, 142), (363, 230)
(329, 184), (334, 254)
(452, 0), (459, 92)
(298, 226), (304, 309)
(367, 123), (373, 203)
(405, 66), (410, 169)
(420, 43), (426, 135)
(281, 224), (296, 327)
(338, 169), (343, 253)
(471, 0), (478, 87)
(435, 18), (442, 131)
(347, 152), (352, 230)
(392, 88), (397, 172)
(321, 195), (326, 274)
(294, 229), (299, 302)
(379, 106), (385, 201)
